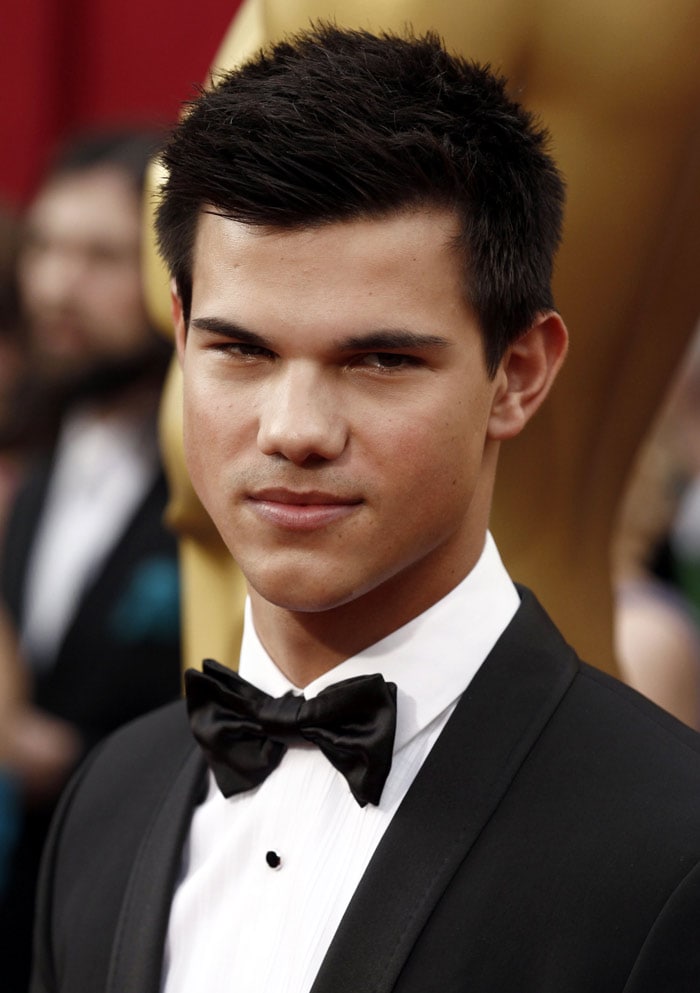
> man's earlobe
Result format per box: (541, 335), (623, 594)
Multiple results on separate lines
(171, 280), (187, 364)
(487, 312), (568, 441)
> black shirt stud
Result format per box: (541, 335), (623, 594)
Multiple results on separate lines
(266, 850), (282, 869)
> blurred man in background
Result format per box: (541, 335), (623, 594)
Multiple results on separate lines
(0, 131), (182, 992)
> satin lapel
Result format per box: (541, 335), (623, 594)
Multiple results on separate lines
(106, 745), (207, 993)
(311, 589), (579, 993)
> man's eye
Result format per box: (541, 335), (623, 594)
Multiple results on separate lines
(360, 353), (418, 369)
(217, 342), (274, 359)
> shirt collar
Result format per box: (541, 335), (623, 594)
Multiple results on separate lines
(239, 531), (519, 753)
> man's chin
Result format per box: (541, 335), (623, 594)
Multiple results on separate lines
(246, 575), (363, 616)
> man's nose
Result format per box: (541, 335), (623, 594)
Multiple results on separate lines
(256, 363), (348, 465)
(28, 246), (84, 311)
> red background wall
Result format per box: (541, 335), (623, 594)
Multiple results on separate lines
(0, 0), (243, 205)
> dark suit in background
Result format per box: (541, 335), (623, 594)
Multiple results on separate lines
(1, 462), (181, 740)
(0, 462), (182, 993)
(30, 592), (700, 993)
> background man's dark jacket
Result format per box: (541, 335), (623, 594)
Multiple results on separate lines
(31, 590), (700, 993)
(1, 461), (182, 993)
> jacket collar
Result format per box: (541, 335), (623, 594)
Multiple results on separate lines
(311, 588), (578, 993)
(107, 588), (577, 993)
(106, 745), (206, 993)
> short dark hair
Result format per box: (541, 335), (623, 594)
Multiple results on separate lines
(45, 128), (163, 197)
(156, 24), (565, 374)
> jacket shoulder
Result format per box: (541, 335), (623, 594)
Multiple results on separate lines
(570, 658), (700, 778)
(52, 699), (198, 843)
(32, 701), (202, 993)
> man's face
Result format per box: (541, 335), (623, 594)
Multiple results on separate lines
(18, 165), (152, 383)
(176, 208), (512, 629)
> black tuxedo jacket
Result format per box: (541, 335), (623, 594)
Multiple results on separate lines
(31, 591), (700, 993)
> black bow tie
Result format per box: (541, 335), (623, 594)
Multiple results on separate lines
(185, 659), (397, 807)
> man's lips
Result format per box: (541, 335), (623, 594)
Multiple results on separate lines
(247, 488), (362, 530)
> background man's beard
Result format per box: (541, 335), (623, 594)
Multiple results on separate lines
(0, 336), (173, 451)
(35, 334), (172, 407)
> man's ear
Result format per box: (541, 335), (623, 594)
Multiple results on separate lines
(171, 279), (187, 365)
(487, 312), (568, 441)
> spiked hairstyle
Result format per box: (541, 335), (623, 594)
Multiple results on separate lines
(156, 24), (565, 374)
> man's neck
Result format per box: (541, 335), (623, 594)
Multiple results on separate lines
(248, 548), (484, 687)
(246, 599), (375, 687)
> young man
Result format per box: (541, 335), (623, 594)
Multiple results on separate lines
(31, 26), (700, 993)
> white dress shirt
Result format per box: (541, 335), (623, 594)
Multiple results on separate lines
(21, 403), (159, 668)
(162, 532), (519, 993)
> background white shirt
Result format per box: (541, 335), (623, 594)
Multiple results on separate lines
(20, 404), (159, 668)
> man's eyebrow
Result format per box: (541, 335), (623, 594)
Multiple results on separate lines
(189, 319), (451, 352)
(338, 330), (451, 351)
(190, 317), (267, 347)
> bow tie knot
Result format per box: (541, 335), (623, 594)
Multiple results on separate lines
(185, 659), (397, 807)
(245, 692), (305, 743)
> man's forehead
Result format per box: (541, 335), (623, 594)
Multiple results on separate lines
(190, 204), (462, 262)
(26, 167), (141, 245)
(186, 205), (481, 353)
(32, 165), (137, 208)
